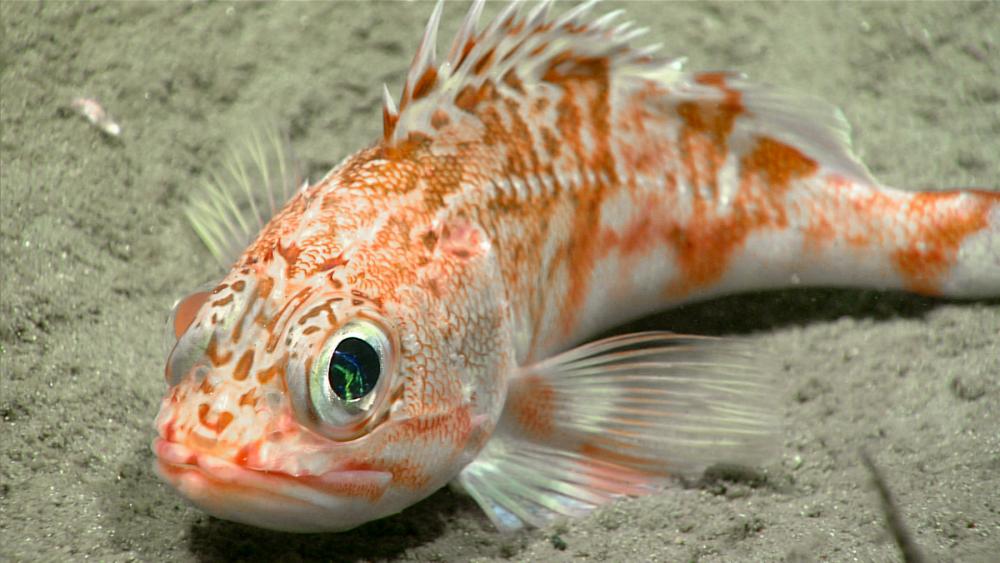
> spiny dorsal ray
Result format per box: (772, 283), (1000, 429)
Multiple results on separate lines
(383, 0), (672, 144)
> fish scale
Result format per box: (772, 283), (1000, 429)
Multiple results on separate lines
(154, 0), (999, 533)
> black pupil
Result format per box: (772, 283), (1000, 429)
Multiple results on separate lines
(328, 337), (380, 402)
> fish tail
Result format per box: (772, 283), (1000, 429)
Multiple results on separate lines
(769, 178), (1000, 298)
(878, 184), (1000, 297)
(640, 70), (1000, 302)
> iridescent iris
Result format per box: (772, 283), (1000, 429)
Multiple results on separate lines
(328, 337), (380, 402)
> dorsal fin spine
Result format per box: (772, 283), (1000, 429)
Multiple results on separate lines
(552, 0), (599, 28)
(401, 0), (445, 112)
(591, 9), (624, 31)
(617, 26), (649, 44)
(526, 0), (555, 29)
(447, 0), (484, 66)
(382, 83), (399, 140)
(387, 0), (678, 145)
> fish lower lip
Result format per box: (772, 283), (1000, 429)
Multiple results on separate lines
(152, 437), (392, 490)
(152, 438), (393, 532)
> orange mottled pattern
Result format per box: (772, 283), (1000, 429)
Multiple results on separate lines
(891, 191), (995, 294)
(799, 184), (999, 296)
(505, 374), (556, 439)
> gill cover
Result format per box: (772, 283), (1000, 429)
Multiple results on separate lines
(164, 288), (214, 387)
(163, 280), (255, 387)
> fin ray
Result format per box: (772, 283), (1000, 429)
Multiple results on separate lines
(387, 0), (673, 144)
(185, 126), (302, 268)
(457, 332), (780, 530)
(727, 75), (877, 186)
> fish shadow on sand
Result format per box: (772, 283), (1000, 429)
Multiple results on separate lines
(187, 487), (492, 562)
(608, 286), (999, 337)
(180, 287), (994, 561)
(106, 446), (491, 561)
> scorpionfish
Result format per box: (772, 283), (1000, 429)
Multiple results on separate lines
(155, 0), (1000, 532)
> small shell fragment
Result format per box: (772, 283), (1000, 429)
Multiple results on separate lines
(70, 97), (121, 137)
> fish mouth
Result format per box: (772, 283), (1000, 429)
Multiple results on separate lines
(152, 438), (393, 532)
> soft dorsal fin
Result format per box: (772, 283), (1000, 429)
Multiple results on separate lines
(703, 72), (877, 186)
(383, 0), (680, 144)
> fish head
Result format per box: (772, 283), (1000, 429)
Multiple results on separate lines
(155, 174), (514, 532)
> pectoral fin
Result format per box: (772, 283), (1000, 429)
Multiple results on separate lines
(185, 126), (303, 269)
(456, 332), (780, 531)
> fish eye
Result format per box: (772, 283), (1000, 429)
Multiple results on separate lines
(307, 319), (395, 439)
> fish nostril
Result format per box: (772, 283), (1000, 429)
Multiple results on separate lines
(197, 403), (235, 434)
(215, 412), (234, 433)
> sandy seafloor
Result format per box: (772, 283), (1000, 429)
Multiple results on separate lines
(2, 1), (999, 561)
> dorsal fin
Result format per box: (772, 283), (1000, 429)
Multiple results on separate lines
(382, 0), (678, 144)
(381, 0), (876, 190)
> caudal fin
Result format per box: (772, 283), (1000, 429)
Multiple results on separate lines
(728, 180), (1000, 299)
(902, 188), (1000, 298)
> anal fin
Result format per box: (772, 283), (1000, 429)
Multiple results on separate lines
(456, 332), (780, 531)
